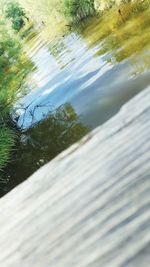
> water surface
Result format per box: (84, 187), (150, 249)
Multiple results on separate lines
(1, 8), (150, 196)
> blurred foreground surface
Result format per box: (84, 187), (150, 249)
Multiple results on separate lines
(0, 86), (149, 266)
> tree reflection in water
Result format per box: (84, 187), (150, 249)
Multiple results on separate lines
(78, 4), (150, 74)
(23, 103), (89, 164)
(1, 103), (89, 195)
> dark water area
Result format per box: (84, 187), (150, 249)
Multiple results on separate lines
(0, 9), (150, 197)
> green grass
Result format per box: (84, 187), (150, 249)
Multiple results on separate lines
(0, 127), (16, 170)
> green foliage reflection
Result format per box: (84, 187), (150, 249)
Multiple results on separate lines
(9, 103), (89, 178)
(78, 1), (150, 72)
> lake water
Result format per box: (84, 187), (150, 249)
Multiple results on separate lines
(0, 7), (150, 196)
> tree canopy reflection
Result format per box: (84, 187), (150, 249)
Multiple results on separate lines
(78, 3), (150, 73)
(4, 103), (89, 192)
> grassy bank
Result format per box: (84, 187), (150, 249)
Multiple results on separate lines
(0, 12), (33, 170)
(14, 0), (150, 41)
(15, 0), (95, 39)
(94, 0), (150, 12)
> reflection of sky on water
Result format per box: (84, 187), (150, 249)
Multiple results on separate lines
(16, 32), (150, 130)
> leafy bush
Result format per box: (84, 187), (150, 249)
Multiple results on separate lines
(5, 2), (25, 19)
(5, 2), (28, 31)
(61, 0), (95, 23)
